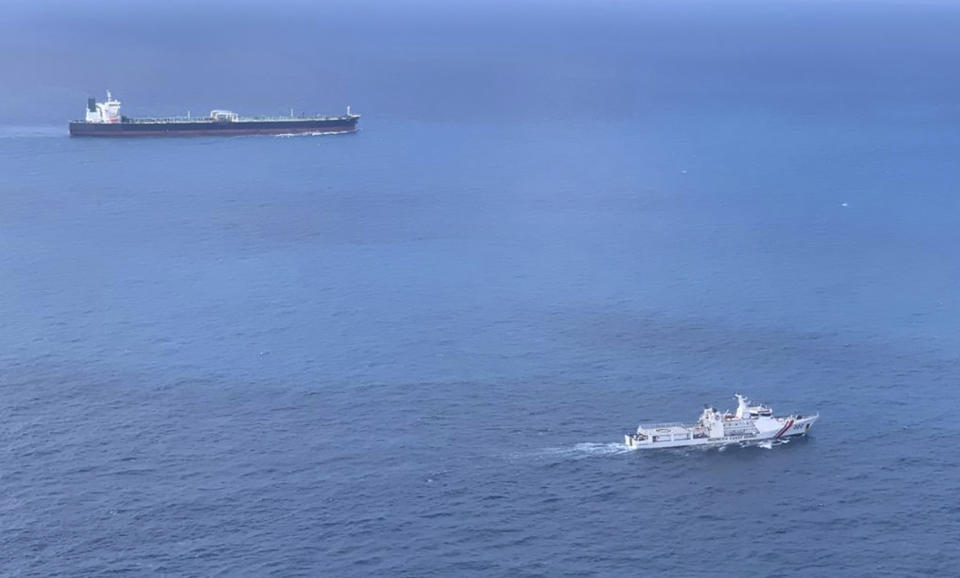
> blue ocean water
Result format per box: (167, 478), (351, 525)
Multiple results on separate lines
(2, 1), (960, 576)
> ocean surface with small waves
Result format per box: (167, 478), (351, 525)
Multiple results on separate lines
(2, 1), (960, 576)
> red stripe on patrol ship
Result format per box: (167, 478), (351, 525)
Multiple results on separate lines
(774, 420), (795, 439)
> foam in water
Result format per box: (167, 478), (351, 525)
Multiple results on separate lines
(525, 442), (633, 461)
(273, 130), (354, 138)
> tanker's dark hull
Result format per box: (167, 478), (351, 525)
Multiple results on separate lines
(69, 116), (358, 137)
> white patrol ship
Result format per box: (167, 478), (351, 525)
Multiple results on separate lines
(624, 394), (818, 450)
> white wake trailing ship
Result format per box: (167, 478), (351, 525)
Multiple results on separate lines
(624, 394), (818, 450)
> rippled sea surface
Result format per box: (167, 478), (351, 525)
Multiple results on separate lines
(3, 1), (960, 576)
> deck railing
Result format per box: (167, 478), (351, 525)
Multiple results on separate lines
(121, 114), (354, 124)
(637, 422), (689, 430)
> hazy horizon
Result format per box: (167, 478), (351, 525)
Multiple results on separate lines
(3, 0), (960, 125)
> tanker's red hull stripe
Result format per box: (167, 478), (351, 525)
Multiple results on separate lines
(774, 420), (795, 439)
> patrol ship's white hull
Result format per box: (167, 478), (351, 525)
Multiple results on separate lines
(624, 395), (818, 450)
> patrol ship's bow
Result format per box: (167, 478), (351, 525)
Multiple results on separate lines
(625, 394), (818, 449)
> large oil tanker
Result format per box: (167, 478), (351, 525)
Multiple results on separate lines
(69, 91), (359, 137)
